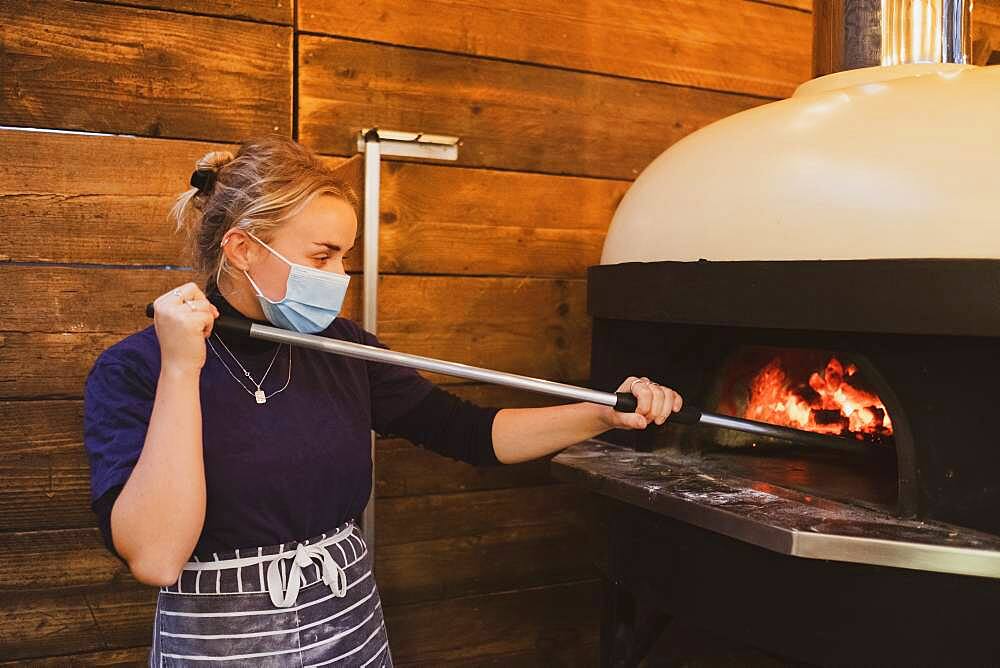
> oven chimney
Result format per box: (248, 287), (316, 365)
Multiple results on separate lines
(813, 0), (974, 77)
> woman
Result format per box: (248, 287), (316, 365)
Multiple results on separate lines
(83, 134), (682, 666)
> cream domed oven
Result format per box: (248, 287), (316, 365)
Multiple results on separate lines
(552, 1), (1000, 664)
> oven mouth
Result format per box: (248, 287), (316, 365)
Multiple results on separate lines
(648, 345), (906, 515)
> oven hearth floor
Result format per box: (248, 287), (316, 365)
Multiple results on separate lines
(552, 440), (1000, 579)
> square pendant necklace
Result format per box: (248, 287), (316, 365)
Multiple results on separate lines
(206, 334), (292, 404)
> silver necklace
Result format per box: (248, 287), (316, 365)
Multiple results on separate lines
(207, 334), (291, 404)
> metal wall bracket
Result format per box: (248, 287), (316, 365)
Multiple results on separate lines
(356, 128), (460, 161)
(358, 127), (460, 550)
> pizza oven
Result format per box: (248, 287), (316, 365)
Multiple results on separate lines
(586, 259), (1000, 534)
(552, 1), (1000, 665)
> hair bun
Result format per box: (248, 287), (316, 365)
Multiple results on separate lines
(190, 150), (234, 195)
(190, 168), (217, 193)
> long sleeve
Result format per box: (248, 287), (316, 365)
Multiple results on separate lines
(380, 385), (502, 466)
(357, 322), (502, 466)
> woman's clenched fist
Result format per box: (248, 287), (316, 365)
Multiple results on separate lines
(152, 282), (219, 375)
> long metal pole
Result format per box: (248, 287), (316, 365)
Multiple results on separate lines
(148, 294), (873, 454)
(214, 317), (871, 455)
(145, 300), (872, 454)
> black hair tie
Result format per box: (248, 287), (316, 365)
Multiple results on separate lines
(190, 168), (218, 193)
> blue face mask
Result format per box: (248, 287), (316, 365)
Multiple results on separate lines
(243, 231), (350, 334)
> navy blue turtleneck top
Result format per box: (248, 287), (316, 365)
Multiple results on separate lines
(84, 288), (501, 558)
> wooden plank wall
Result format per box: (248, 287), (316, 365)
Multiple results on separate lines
(13, 0), (997, 664)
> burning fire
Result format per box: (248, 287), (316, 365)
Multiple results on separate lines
(744, 357), (893, 440)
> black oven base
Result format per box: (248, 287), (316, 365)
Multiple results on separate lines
(598, 495), (1000, 667)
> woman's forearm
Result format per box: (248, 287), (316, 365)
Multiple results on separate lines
(111, 365), (207, 585)
(491, 403), (610, 464)
(490, 378), (682, 464)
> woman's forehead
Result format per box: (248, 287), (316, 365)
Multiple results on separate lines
(280, 195), (357, 244)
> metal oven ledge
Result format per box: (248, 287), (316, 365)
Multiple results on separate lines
(552, 440), (1000, 579)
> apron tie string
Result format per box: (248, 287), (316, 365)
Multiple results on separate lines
(266, 542), (348, 608)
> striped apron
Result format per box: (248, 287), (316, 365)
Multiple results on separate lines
(150, 520), (392, 667)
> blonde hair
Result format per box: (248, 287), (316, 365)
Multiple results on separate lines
(169, 134), (359, 290)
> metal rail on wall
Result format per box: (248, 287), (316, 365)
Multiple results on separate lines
(356, 129), (460, 550)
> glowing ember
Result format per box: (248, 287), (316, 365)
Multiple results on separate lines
(744, 357), (893, 441)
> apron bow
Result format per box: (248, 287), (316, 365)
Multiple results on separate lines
(266, 542), (347, 608)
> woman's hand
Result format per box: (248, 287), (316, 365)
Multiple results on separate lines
(152, 282), (219, 375)
(603, 376), (683, 430)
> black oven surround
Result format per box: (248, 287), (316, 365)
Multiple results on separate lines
(588, 259), (1000, 536)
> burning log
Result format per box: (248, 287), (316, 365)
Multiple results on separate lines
(813, 409), (848, 426)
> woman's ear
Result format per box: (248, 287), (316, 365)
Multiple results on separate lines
(220, 230), (257, 272)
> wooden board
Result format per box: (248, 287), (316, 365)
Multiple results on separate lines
(90, 0), (293, 24)
(0, 331), (138, 400)
(1, 129), (623, 278)
(375, 484), (586, 547)
(375, 438), (554, 498)
(412, 646), (601, 667)
(0, 582), (155, 660)
(0, 265), (196, 335)
(0, 0), (291, 140)
(0, 528), (128, 590)
(299, 0), (812, 99)
(0, 645), (150, 666)
(373, 274), (589, 384)
(0, 399), (83, 454)
(0, 450), (95, 532)
(751, 0), (812, 11)
(976, 0), (1000, 64)
(0, 266), (589, 399)
(298, 37), (766, 180)
(356, 160), (625, 277)
(374, 523), (595, 606)
(383, 579), (601, 664)
(0, 130), (234, 265)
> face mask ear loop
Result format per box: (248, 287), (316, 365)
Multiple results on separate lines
(243, 230), (294, 305)
(244, 269), (284, 305)
(247, 230), (295, 267)
(216, 254), (226, 290)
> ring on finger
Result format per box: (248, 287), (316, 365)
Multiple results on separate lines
(628, 378), (648, 393)
(173, 289), (184, 300)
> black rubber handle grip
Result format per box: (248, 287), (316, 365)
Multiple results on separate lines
(145, 302), (252, 338)
(614, 391), (638, 412)
(614, 392), (702, 426)
(670, 405), (703, 425)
